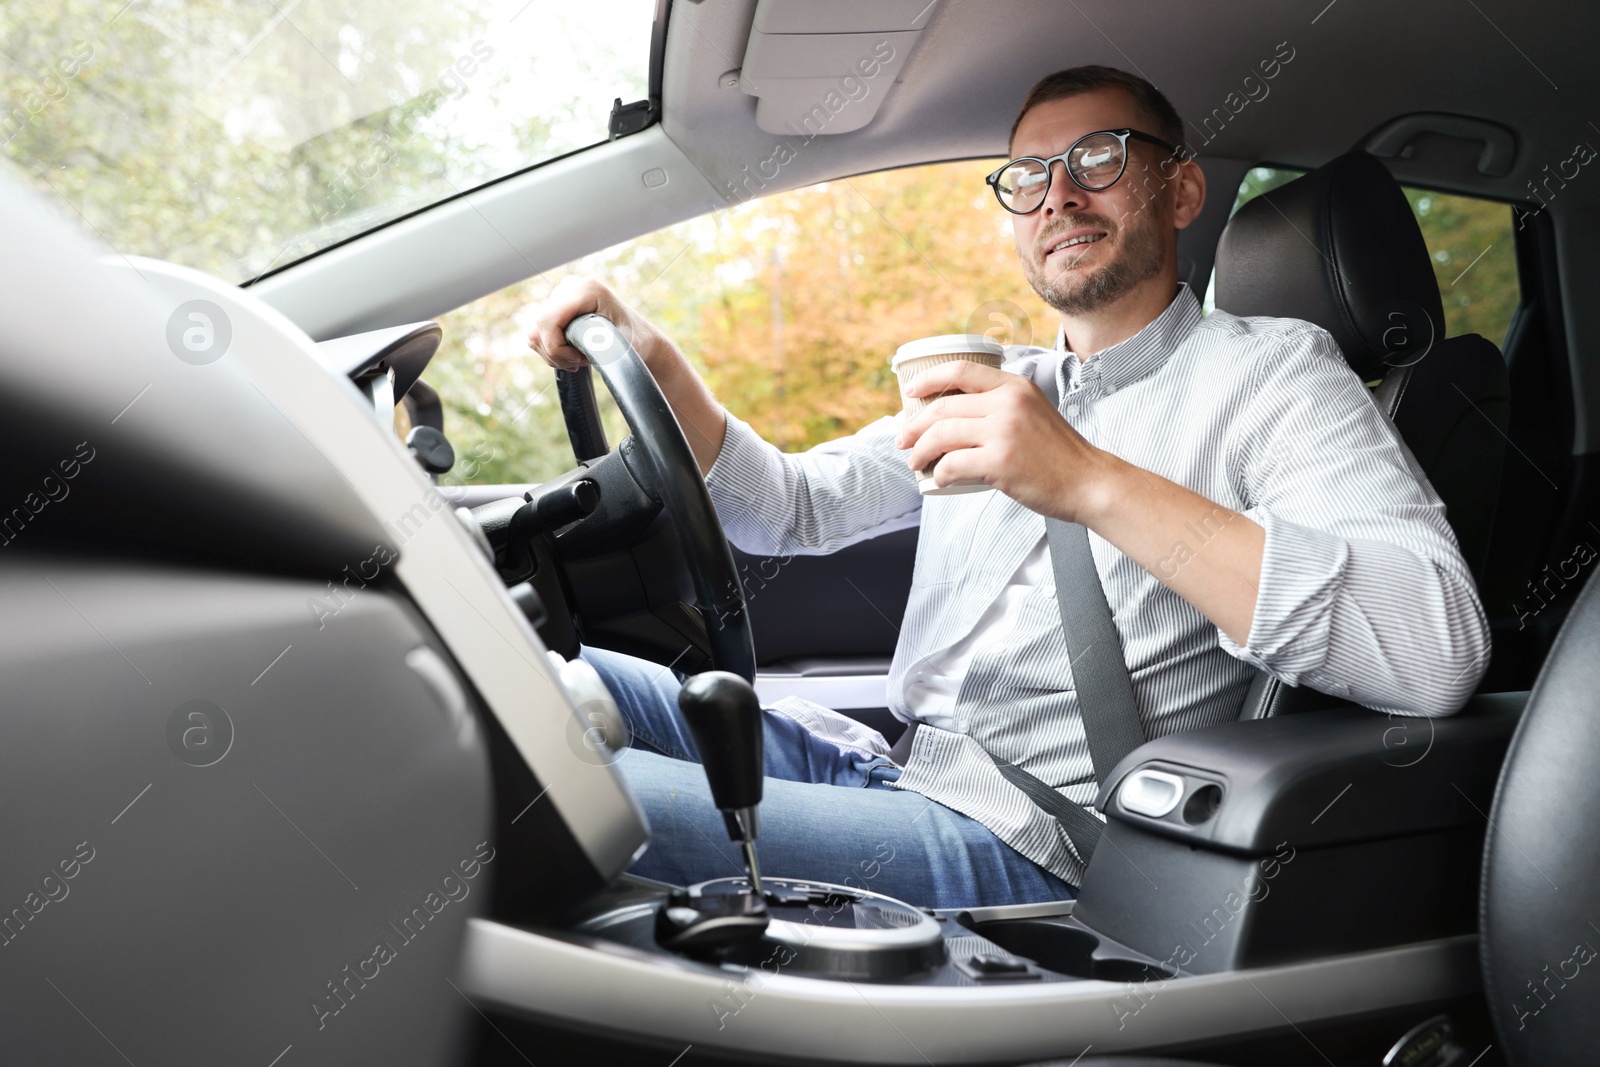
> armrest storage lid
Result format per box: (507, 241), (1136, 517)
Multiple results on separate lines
(1093, 692), (1526, 853)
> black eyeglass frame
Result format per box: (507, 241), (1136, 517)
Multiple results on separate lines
(985, 128), (1183, 215)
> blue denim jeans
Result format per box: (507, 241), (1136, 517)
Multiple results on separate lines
(581, 646), (1076, 909)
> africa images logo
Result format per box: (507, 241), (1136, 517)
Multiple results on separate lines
(165, 299), (232, 365)
(166, 700), (235, 767)
(309, 843), (496, 1031)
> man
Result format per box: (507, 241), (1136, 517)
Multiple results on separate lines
(527, 66), (1490, 907)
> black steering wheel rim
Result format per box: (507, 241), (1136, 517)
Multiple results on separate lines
(560, 314), (756, 682)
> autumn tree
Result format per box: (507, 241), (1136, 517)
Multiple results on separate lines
(433, 159), (1060, 484)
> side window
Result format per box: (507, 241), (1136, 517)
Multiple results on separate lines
(1403, 188), (1520, 344)
(1206, 165), (1522, 346)
(431, 160), (1056, 486)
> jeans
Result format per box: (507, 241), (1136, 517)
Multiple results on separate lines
(581, 646), (1076, 909)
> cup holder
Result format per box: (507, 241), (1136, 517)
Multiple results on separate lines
(968, 917), (1177, 982)
(1182, 783), (1223, 824)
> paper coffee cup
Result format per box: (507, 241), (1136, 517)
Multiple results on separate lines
(892, 334), (1005, 496)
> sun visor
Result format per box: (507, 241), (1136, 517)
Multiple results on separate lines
(737, 0), (939, 135)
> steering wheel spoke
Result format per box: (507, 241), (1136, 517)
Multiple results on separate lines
(556, 365), (610, 462)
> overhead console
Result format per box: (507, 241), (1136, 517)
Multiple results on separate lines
(737, 0), (938, 134)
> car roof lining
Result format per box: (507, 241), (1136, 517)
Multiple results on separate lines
(660, 0), (1590, 205)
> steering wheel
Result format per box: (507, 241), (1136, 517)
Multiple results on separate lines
(555, 314), (755, 682)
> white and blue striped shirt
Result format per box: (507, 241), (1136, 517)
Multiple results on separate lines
(705, 284), (1490, 885)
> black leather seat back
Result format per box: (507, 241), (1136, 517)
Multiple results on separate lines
(1479, 570), (1600, 1063)
(1214, 151), (1509, 718)
(1215, 150), (1508, 576)
(1378, 332), (1509, 579)
(1215, 153), (1440, 377)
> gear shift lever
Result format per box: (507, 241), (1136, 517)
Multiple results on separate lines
(678, 671), (766, 897)
(658, 672), (945, 977)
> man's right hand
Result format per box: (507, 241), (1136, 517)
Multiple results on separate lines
(526, 276), (730, 475)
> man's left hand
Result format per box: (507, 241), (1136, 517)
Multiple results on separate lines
(895, 360), (1115, 522)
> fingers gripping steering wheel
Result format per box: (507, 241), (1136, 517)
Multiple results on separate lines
(558, 315), (756, 682)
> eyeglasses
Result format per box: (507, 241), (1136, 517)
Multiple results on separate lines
(986, 129), (1181, 215)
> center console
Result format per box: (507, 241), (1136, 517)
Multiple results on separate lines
(460, 685), (1524, 1064)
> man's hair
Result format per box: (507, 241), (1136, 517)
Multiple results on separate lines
(1009, 66), (1187, 155)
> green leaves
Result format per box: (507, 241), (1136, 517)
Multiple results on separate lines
(0, 0), (647, 283)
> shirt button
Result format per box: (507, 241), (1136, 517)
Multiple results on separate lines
(1066, 404), (1081, 417)
(1104, 383), (1116, 395)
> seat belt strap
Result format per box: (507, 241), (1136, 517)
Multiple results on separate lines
(887, 722), (1105, 863)
(989, 521), (1143, 866)
(887, 521), (1142, 868)
(1045, 519), (1146, 782)
(988, 751), (1105, 861)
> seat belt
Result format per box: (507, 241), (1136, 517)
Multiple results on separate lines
(1006, 519), (1145, 864)
(1044, 519), (1147, 777)
(889, 519), (1145, 866)
(889, 363), (1145, 865)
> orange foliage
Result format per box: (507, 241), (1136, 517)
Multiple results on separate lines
(673, 161), (1058, 452)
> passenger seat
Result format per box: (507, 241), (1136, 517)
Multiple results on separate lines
(1211, 150), (1510, 719)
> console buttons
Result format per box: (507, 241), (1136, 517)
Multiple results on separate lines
(956, 953), (1039, 981)
(1119, 768), (1186, 818)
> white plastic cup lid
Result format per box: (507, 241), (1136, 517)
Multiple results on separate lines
(891, 334), (1005, 368)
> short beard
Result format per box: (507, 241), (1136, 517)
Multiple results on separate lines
(1024, 210), (1165, 317)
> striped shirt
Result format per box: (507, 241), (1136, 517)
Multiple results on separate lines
(704, 284), (1491, 885)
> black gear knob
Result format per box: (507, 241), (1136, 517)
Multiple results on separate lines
(678, 671), (766, 896)
(678, 671), (764, 815)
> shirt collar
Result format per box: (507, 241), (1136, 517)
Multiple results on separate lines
(1054, 283), (1204, 396)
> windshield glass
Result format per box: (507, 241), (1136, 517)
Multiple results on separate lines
(1, 0), (655, 283)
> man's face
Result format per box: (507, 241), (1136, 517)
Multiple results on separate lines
(1008, 88), (1176, 317)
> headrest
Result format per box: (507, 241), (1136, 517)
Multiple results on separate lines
(1213, 151), (1446, 381)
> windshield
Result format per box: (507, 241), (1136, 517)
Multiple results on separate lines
(1, 0), (655, 283)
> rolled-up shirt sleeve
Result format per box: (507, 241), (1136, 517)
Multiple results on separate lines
(1217, 328), (1491, 717)
(704, 411), (924, 556)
